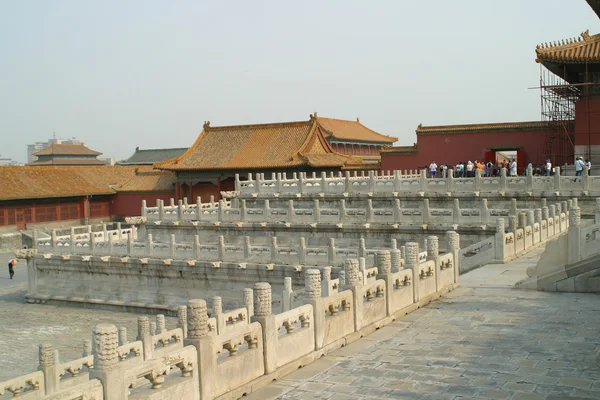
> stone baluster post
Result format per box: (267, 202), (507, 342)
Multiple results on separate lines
(328, 238), (335, 265)
(136, 316), (152, 360)
(243, 288), (254, 318)
(255, 173), (262, 194)
(390, 239), (402, 272)
(480, 199), (489, 224)
(568, 205), (581, 264)
(298, 172), (305, 194)
(281, 277), (293, 312)
(191, 235), (200, 260)
(89, 324), (124, 399)
(146, 234), (153, 257)
(508, 216), (518, 234)
(102, 224), (108, 242)
(344, 171), (352, 193)
(452, 199), (461, 224)
(322, 266), (332, 297)
(299, 237), (306, 264)
(118, 327), (128, 346)
(423, 199), (431, 224)
(339, 270), (346, 286)
(243, 236), (251, 259)
(276, 172), (282, 193)
(359, 257), (367, 285)
(405, 242), (420, 303)
(184, 299), (213, 400)
(263, 199), (270, 222)
(158, 199), (165, 221)
(39, 344), (58, 394)
(596, 198), (600, 224)
(343, 258), (362, 330)
(196, 196), (203, 221)
(519, 212), (527, 229)
(51, 230), (57, 251)
(393, 198), (401, 223)
(321, 172), (327, 193)
(212, 296), (223, 333)
(218, 235), (225, 261)
(554, 167), (561, 191)
(169, 234), (176, 259)
(270, 236), (278, 263)
(177, 199), (184, 220)
(358, 237), (366, 259)
(495, 218), (506, 261)
(238, 199), (247, 222)
(535, 208), (542, 224)
(339, 199), (347, 223)
(446, 231), (460, 283)
(499, 167), (507, 191)
(252, 282), (276, 373)
(419, 169), (427, 192)
(474, 168), (481, 191)
(288, 200), (294, 223)
(376, 250), (393, 316)
(526, 167), (533, 191)
(177, 305), (187, 339)
(156, 314), (166, 334)
(526, 210), (534, 227)
(141, 199), (148, 218)
(446, 168), (454, 192)
(313, 199), (320, 223)
(366, 199), (374, 223)
(510, 198), (518, 216)
(150, 322), (157, 337)
(549, 205), (556, 236)
(82, 339), (92, 357)
(426, 236), (441, 292)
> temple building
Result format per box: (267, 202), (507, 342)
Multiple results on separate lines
(382, 0), (600, 173)
(27, 143), (107, 166)
(156, 114), (365, 200)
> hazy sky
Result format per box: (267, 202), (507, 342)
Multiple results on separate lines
(1, 1), (599, 163)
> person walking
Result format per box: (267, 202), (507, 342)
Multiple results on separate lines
(429, 160), (437, 178)
(8, 258), (17, 280)
(545, 159), (552, 176)
(509, 159), (517, 177)
(575, 157), (584, 176)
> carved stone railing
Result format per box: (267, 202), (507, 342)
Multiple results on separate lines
(233, 167), (598, 197)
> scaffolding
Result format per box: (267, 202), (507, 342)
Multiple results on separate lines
(539, 65), (578, 166)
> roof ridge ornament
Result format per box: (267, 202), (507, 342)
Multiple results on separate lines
(203, 121), (211, 130)
(582, 29), (590, 41)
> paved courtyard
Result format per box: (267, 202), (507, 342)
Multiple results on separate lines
(248, 247), (600, 400)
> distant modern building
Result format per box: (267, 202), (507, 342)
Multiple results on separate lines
(0, 156), (23, 166)
(27, 143), (107, 166)
(117, 146), (188, 166)
(27, 137), (82, 163)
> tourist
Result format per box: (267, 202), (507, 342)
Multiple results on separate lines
(575, 157), (585, 176)
(586, 159), (592, 175)
(545, 159), (552, 176)
(441, 164), (447, 178)
(429, 160), (437, 178)
(509, 159), (517, 176)
(466, 160), (474, 177)
(8, 259), (16, 280)
(485, 160), (493, 177)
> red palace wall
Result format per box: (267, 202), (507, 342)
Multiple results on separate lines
(574, 97), (600, 146)
(110, 193), (175, 219)
(381, 128), (550, 173)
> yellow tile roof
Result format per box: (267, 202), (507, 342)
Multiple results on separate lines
(536, 30), (600, 63)
(317, 116), (397, 144)
(27, 158), (108, 166)
(157, 116), (363, 171)
(416, 121), (557, 134)
(0, 166), (140, 201)
(33, 143), (102, 156)
(115, 169), (177, 192)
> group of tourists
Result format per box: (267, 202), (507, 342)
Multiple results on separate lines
(427, 159), (518, 178)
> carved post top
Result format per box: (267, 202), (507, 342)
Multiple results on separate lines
(549, 204), (556, 217)
(344, 258), (361, 286)
(572, 198), (578, 207)
(496, 217), (506, 233)
(212, 296), (223, 315)
(83, 339), (92, 357)
(322, 266), (332, 281)
(569, 206), (581, 227)
(304, 269), (322, 299)
(480, 198), (488, 207)
(254, 282), (272, 317)
(508, 215), (518, 232)
(391, 239), (398, 250)
(39, 343), (54, 367)
(375, 250), (392, 274)
(93, 324), (118, 370)
(137, 316), (150, 339)
(187, 299), (209, 339)
(426, 236), (439, 256)
(453, 199), (460, 208)
(534, 208), (542, 222)
(446, 231), (460, 250)
(526, 210), (535, 225)
(243, 288), (254, 317)
(404, 242), (419, 265)
(177, 305), (187, 324)
(118, 327), (128, 345)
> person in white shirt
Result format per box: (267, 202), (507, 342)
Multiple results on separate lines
(575, 157), (585, 176)
(586, 159), (592, 175)
(466, 161), (474, 177)
(429, 161), (438, 178)
(545, 159), (552, 176)
(509, 159), (517, 176)
(441, 164), (447, 178)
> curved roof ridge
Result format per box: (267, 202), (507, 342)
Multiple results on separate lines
(203, 119), (312, 132)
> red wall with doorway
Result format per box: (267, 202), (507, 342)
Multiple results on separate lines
(381, 128), (549, 173)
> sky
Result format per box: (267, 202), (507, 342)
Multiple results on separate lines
(1, 1), (599, 163)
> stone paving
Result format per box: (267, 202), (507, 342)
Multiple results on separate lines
(247, 247), (600, 400)
(0, 251), (177, 382)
